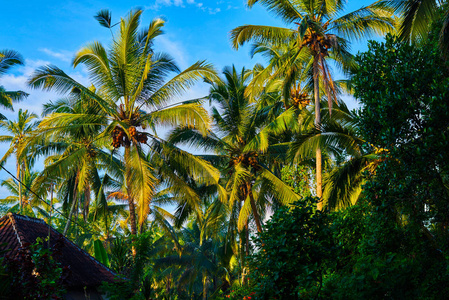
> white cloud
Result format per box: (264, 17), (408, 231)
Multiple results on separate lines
(209, 8), (221, 14)
(148, 0), (223, 14)
(39, 48), (73, 63)
(156, 36), (190, 70)
(0, 59), (92, 197)
(0, 59), (90, 118)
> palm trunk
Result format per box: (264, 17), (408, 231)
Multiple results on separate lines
(17, 162), (22, 212)
(202, 272), (208, 300)
(245, 222), (250, 258)
(63, 174), (79, 236)
(313, 54), (323, 210)
(124, 146), (138, 236)
(83, 185), (91, 221)
(48, 183), (53, 248)
(63, 197), (77, 236)
(247, 182), (263, 233)
(124, 146), (138, 258)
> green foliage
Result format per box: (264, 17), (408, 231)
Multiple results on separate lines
(337, 32), (449, 299)
(249, 197), (335, 299)
(280, 165), (312, 197)
(217, 284), (255, 300)
(353, 32), (449, 237)
(93, 239), (110, 267)
(2, 237), (68, 300)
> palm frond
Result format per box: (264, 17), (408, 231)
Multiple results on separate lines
(230, 25), (296, 49)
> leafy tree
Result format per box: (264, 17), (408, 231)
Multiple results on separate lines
(249, 197), (335, 299)
(288, 100), (381, 210)
(27, 90), (121, 236)
(346, 33), (449, 299)
(231, 0), (395, 209)
(154, 200), (234, 300)
(3, 237), (69, 300)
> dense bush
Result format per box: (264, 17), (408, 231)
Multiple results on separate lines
(2, 237), (69, 300)
(248, 197), (334, 299)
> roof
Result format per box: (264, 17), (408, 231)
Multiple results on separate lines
(0, 212), (117, 288)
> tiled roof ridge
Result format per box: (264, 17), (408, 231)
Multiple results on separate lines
(7, 212), (118, 278)
(7, 212), (23, 247)
(57, 227), (119, 277)
(9, 212), (47, 225)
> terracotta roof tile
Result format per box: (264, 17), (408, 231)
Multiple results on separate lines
(0, 213), (118, 288)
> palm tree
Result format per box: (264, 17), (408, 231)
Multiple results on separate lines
(26, 91), (122, 236)
(0, 169), (51, 217)
(28, 9), (219, 235)
(0, 109), (38, 210)
(231, 0), (395, 209)
(388, 0), (440, 40)
(289, 100), (383, 210)
(169, 66), (299, 233)
(154, 200), (235, 300)
(388, 0), (449, 54)
(0, 50), (28, 118)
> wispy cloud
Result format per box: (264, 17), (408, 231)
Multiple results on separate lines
(39, 48), (73, 62)
(156, 36), (189, 70)
(0, 59), (89, 118)
(148, 0), (223, 14)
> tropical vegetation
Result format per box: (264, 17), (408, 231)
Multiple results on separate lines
(1, 1), (449, 299)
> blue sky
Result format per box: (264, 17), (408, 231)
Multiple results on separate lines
(0, 0), (384, 197)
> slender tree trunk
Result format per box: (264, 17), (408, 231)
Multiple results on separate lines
(245, 222), (250, 258)
(124, 146), (138, 236)
(239, 228), (244, 285)
(124, 146), (138, 258)
(247, 182), (263, 233)
(203, 272), (208, 300)
(63, 174), (79, 236)
(63, 197), (77, 236)
(313, 54), (323, 210)
(48, 183), (53, 248)
(83, 185), (91, 221)
(17, 162), (22, 212)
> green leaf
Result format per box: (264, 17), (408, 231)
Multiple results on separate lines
(94, 239), (110, 267)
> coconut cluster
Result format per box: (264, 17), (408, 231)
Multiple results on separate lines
(229, 152), (261, 171)
(291, 90), (310, 109)
(87, 147), (96, 158)
(302, 32), (332, 56)
(112, 126), (130, 148)
(111, 126), (148, 149)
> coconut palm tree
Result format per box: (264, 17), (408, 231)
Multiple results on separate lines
(0, 50), (28, 118)
(0, 169), (51, 217)
(388, 0), (440, 40)
(26, 91), (122, 236)
(231, 0), (395, 209)
(28, 9), (220, 235)
(0, 109), (39, 210)
(289, 99), (383, 210)
(388, 0), (449, 53)
(154, 199), (235, 300)
(169, 66), (299, 233)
